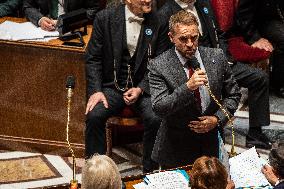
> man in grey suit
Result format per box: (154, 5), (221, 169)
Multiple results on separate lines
(148, 10), (241, 169)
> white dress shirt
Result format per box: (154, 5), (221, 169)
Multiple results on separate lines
(58, 0), (65, 16)
(125, 6), (142, 57)
(175, 48), (210, 113)
(175, 0), (203, 35)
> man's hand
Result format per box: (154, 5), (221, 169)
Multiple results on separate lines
(261, 165), (279, 186)
(186, 69), (207, 91)
(188, 116), (218, 133)
(251, 38), (274, 52)
(85, 92), (108, 114)
(123, 87), (142, 105)
(39, 17), (56, 31)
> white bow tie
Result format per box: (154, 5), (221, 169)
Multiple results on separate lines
(128, 16), (144, 25)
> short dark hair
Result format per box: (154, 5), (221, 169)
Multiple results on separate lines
(169, 10), (199, 34)
(190, 156), (228, 189)
(269, 143), (284, 178)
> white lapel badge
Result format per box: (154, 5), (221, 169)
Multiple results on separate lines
(145, 28), (153, 36)
(203, 7), (209, 14)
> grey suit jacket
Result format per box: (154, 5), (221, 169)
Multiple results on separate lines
(148, 47), (240, 167)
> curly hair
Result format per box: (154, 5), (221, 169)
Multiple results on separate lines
(190, 156), (228, 189)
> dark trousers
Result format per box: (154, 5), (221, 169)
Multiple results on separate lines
(261, 20), (284, 89)
(231, 62), (270, 128)
(85, 87), (161, 171)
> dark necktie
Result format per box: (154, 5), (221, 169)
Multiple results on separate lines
(187, 61), (202, 111)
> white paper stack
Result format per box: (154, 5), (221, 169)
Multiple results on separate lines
(0, 21), (59, 41)
(229, 147), (271, 188)
(133, 170), (190, 189)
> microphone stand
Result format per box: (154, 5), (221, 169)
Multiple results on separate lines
(66, 76), (78, 189)
(193, 64), (237, 157)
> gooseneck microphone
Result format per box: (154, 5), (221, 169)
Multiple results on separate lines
(66, 75), (75, 99)
(189, 57), (237, 157)
(65, 75), (78, 189)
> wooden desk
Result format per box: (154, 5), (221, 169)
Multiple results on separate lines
(0, 17), (92, 157)
(43, 166), (191, 189)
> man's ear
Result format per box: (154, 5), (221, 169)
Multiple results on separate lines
(168, 32), (174, 43)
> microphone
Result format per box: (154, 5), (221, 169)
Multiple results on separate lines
(189, 57), (201, 71)
(66, 75), (75, 99)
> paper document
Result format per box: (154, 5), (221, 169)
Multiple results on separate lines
(0, 21), (59, 41)
(133, 169), (190, 189)
(229, 147), (271, 188)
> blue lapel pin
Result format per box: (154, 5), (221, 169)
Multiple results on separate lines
(203, 7), (209, 14)
(145, 28), (152, 36)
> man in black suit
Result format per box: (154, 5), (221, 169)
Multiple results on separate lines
(85, 0), (169, 173)
(158, 0), (271, 149)
(23, 0), (101, 31)
(235, 0), (284, 99)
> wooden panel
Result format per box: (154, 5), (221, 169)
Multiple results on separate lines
(0, 17), (90, 157)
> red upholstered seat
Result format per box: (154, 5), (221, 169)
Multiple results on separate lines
(106, 106), (143, 156)
(210, 0), (271, 63)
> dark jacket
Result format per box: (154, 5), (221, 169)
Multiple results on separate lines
(23, 0), (100, 26)
(158, 0), (231, 60)
(234, 0), (284, 44)
(275, 181), (284, 189)
(0, 0), (21, 17)
(85, 3), (170, 97)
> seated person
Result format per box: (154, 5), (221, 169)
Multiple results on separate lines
(262, 143), (284, 188)
(81, 154), (122, 189)
(190, 156), (235, 189)
(23, 0), (101, 31)
(0, 0), (21, 17)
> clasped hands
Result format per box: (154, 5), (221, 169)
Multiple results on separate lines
(85, 87), (142, 114)
(39, 17), (57, 31)
(188, 116), (218, 133)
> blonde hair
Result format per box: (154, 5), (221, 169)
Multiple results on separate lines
(169, 10), (199, 34)
(190, 156), (228, 189)
(81, 155), (122, 189)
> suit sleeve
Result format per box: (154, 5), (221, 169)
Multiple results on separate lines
(148, 60), (197, 118)
(0, 0), (21, 17)
(214, 51), (241, 127)
(235, 0), (261, 44)
(84, 0), (101, 20)
(85, 14), (104, 97)
(137, 15), (171, 95)
(23, 0), (44, 26)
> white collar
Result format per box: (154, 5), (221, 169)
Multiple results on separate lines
(175, 0), (196, 10)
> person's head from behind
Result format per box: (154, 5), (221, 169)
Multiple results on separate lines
(81, 155), (122, 189)
(269, 142), (284, 179)
(169, 10), (199, 59)
(190, 156), (228, 189)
